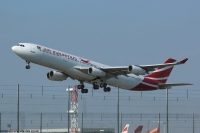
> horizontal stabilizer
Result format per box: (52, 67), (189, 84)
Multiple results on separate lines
(158, 83), (192, 89)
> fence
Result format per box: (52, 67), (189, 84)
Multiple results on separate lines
(0, 84), (199, 133)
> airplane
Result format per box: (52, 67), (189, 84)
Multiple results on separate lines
(12, 43), (192, 94)
(149, 120), (160, 133)
(122, 124), (129, 133)
(149, 128), (159, 133)
(133, 125), (143, 133)
(121, 124), (143, 133)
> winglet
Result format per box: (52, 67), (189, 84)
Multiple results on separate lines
(179, 58), (188, 64)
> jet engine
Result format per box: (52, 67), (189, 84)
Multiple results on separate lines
(88, 67), (106, 77)
(47, 71), (68, 81)
(128, 65), (147, 75)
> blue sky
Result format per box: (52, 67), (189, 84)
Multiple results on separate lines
(1, 1), (199, 85)
(0, 1), (200, 132)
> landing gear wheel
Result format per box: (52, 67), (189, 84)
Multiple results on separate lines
(25, 61), (31, 69)
(81, 89), (88, 93)
(93, 83), (99, 90)
(103, 83), (107, 87)
(78, 84), (85, 89)
(81, 89), (85, 93)
(80, 85), (85, 89)
(100, 83), (104, 88)
(103, 87), (111, 92)
(95, 85), (99, 90)
(107, 87), (111, 92)
(25, 65), (30, 69)
(84, 89), (88, 93)
(77, 85), (81, 89)
(103, 87), (107, 92)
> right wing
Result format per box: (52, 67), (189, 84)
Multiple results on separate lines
(100, 58), (188, 75)
(74, 58), (188, 77)
(138, 58), (188, 72)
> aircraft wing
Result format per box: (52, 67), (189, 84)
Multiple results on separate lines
(138, 58), (188, 71)
(100, 58), (188, 75)
(74, 58), (188, 76)
(158, 83), (192, 89)
(100, 66), (129, 76)
(74, 66), (129, 77)
(74, 66), (89, 74)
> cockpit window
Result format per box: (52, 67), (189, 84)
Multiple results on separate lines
(17, 44), (25, 47)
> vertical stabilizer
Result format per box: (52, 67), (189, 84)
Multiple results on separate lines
(145, 58), (176, 83)
(122, 124), (129, 133)
(134, 125), (143, 133)
(149, 128), (159, 133)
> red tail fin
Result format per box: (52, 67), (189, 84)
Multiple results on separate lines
(134, 125), (143, 133)
(145, 58), (176, 83)
(150, 128), (159, 133)
(122, 124), (129, 133)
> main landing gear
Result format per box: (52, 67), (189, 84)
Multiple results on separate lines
(93, 83), (111, 92)
(93, 83), (99, 90)
(77, 82), (88, 94)
(78, 81), (111, 94)
(25, 61), (31, 69)
(100, 83), (111, 92)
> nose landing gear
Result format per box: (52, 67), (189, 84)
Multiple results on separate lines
(25, 61), (31, 69)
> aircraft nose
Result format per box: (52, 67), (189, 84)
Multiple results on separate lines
(12, 46), (17, 53)
(12, 46), (21, 55)
(12, 46), (15, 51)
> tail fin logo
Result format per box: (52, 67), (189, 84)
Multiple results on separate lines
(122, 124), (129, 133)
(145, 58), (176, 83)
(134, 125), (143, 133)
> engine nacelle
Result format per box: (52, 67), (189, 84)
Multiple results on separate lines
(128, 65), (147, 75)
(47, 71), (68, 81)
(88, 67), (106, 77)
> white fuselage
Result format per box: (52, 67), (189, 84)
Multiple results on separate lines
(12, 43), (149, 90)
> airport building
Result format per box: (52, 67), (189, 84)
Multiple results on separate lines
(6, 128), (115, 133)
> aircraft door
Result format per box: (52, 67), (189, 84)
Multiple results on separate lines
(31, 45), (38, 54)
(31, 45), (42, 61)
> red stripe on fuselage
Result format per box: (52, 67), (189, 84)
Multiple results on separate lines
(131, 78), (159, 91)
(143, 77), (159, 85)
(131, 83), (157, 91)
(145, 67), (173, 78)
